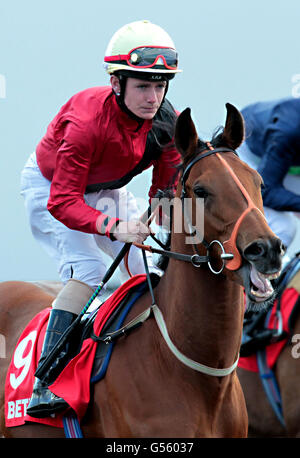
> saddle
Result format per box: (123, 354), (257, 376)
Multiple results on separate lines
(47, 273), (161, 420)
(80, 274), (160, 382)
(240, 308), (285, 357)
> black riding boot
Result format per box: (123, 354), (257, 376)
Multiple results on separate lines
(26, 309), (77, 418)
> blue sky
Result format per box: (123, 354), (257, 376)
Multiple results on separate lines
(0, 0), (299, 281)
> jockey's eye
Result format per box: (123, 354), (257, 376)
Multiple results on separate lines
(193, 186), (209, 199)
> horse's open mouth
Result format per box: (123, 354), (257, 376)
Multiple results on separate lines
(241, 263), (281, 308)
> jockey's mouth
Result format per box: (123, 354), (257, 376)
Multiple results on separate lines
(240, 262), (281, 309)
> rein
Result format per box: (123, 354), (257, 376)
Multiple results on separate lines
(102, 250), (239, 377)
(121, 144), (267, 376)
(106, 250), (239, 377)
(142, 246), (239, 376)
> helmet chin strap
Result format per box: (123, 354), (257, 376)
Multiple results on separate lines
(113, 74), (169, 125)
(114, 78), (144, 125)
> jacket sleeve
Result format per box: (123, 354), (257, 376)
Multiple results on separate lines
(257, 119), (300, 212)
(148, 144), (181, 200)
(47, 119), (102, 234)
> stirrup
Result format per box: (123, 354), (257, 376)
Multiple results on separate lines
(27, 379), (68, 418)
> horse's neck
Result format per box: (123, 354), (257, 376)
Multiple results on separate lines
(156, 237), (243, 370)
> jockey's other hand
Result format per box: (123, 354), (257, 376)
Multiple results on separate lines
(112, 219), (152, 244)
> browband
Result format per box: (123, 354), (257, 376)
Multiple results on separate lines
(181, 147), (238, 189)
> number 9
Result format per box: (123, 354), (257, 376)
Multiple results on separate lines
(10, 331), (37, 390)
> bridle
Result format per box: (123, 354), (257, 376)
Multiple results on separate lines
(179, 141), (267, 273)
(180, 144), (237, 274)
(136, 142), (266, 275)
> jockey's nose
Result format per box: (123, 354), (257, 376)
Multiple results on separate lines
(146, 87), (158, 104)
(243, 237), (283, 273)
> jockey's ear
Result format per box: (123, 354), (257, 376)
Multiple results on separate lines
(221, 103), (245, 150)
(175, 108), (198, 160)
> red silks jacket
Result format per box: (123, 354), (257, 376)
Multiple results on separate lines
(36, 86), (181, 234)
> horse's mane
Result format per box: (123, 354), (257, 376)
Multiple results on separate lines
(156, 127), (225, 272)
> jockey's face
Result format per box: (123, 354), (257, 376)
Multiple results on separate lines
(111, 75), (166, 119)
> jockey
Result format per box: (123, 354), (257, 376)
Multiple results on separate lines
(237, 98), (300, 260)
(22, 20), (182, 418)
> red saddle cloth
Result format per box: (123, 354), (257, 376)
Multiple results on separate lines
(238, 287), (299, 372)
(4, 307), (61, 428)
(5, 274), (147, 428)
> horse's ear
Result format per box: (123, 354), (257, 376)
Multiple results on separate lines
(175, 108), (198, 159)
(221, 103), (245, 150)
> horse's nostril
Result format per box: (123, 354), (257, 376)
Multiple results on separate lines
(280, 241), (287, 256)
(244, 241), (266, 260)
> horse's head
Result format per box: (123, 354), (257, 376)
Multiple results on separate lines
(175, 104), (283, 308)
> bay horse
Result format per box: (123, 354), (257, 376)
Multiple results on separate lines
(237, 256), (300, 437)
(0, 104), (283, 438)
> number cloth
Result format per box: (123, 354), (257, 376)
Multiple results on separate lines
(5, 308), (63, 428)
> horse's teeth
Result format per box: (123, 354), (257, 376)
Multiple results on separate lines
(251, 288), (267, 298)
(262, 271), (281, 280)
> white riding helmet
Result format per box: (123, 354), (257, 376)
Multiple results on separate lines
(103, 20), (182, 78)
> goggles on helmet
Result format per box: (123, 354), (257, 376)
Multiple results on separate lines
(104, 46), (178, 70)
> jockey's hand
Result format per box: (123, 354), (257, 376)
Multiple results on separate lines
(112, 219), (152, 244)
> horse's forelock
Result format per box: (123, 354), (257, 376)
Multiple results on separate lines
(182, 130), (227, 166)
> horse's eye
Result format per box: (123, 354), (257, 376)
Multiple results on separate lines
(193, 186), (209, 198)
